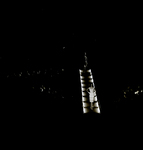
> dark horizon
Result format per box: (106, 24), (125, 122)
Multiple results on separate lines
(1, 3), (143, 121)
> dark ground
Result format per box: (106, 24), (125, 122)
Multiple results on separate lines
(0, 3), (143, 145)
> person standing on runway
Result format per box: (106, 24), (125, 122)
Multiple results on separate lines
(86, 83), (96, 110)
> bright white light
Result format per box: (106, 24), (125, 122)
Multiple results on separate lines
(141, 90), (143, 93)
(134, 91), (139, 94)
(40, 88), (43, 92)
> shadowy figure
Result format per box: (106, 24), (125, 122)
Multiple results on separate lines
(86, 83), (96, 110)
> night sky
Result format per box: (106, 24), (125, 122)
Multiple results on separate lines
(0, 3), (143, 139)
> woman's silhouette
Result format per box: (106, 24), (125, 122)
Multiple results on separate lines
(86, 83), (96, 110)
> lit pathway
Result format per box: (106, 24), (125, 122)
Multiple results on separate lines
(79, 69), (101, 114)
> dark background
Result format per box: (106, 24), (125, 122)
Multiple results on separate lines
(0, 2), (143, 142)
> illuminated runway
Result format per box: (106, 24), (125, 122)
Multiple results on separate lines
(79, 69), (101, 114)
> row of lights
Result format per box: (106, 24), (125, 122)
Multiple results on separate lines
(39, 86), (66, 99)
(32, 85), (59, 94)
(123, 86), (143, 98)
(6, 68), (65, 78)
(33, 85), (68, 99)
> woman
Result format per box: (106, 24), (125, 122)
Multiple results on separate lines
(86, 83), (96, 109)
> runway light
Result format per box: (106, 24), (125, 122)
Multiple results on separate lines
(37, 71), (40, 74)
(134, 91), (139, 95)
(40, 88), (43, 92)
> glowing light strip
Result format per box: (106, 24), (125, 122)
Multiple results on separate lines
(79, 69), (100, 114)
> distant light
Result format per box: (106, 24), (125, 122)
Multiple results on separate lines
(63, 47), (65, 49)
(124, 92), (126, 94)
(62, 69), (64, 71)
(27, 71), (30, 75)
(37, 71), (40, 74)
(141, 90), (143, 93)
(40, 88), (43, 92)
(134, 91), (139, 95)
